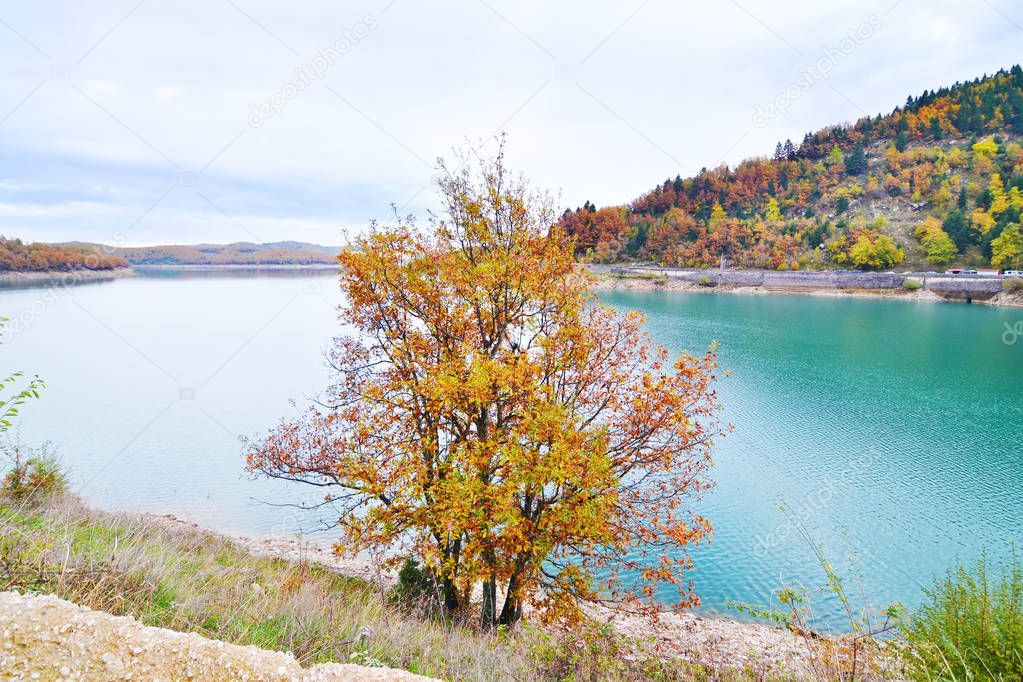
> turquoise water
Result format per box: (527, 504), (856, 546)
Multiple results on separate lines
(600, 289), (1023, 626)
(1, 271), (1021, 628)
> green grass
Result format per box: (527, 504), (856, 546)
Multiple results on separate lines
(902, 551), (1023, 680)
(0, 493), (792, 681)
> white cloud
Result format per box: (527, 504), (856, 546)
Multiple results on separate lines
(0, 0), (1018, 244)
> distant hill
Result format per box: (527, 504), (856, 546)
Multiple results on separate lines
(71, 241), (341, 267)
(559, 65), (1023, 271)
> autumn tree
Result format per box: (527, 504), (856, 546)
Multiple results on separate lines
(991, 223), (1023, 269)
(247, 144), (721, 628)
(915, 216), (958, 265)
(848, 232), (905, 270)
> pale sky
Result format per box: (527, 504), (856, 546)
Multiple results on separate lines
(1, 0), (1019, 246)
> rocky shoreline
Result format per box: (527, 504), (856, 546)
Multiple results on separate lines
(154, 512), (812, 676)
(589, 265), (1023, 308)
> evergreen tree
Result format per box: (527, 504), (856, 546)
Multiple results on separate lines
(944, 209), (979, 251)
(783, 139), (797, 160)
(895, 129), (908, 152)
(846, 143), (868, 175)
(1008, 90), (1023, 134)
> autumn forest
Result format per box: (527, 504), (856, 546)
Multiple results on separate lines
(559, 65), (1023, 271)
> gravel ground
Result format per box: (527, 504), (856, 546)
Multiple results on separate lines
(0, 591), (436, 682)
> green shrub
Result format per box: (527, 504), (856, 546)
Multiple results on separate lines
(697, 275), (713, 287)
(391, 557), (438, 612)
(903, 551), (1023, 680)
(1, 440), (66, 499)
(903, 278), (923, 291)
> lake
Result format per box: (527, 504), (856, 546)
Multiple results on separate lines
(2, 269), (1021, 628)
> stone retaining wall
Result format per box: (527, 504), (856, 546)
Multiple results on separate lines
(596, 266), (1005, 300)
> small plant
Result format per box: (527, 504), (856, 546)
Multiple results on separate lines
(0, 321), (45, 433)
(390, 557), (439, 614)
(697, 275), (713, 287)
(902, 550), (1023, 680)
(525, 622), (633, 680)
(903, 278), (923, 291)
(349, 646), (386, 668)
(1, 439), (66, 499)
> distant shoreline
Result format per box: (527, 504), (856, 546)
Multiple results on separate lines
(0, 267), (135, 285)
(0, 263), (339, 283)
(588, 265), (1023, 308)
(131, 263), (338, 270)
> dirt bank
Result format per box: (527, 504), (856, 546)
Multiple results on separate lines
(0, 590), (437, 682)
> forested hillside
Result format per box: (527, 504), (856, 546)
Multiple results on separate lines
(560, 66), (1023, 271)
(0, 238), (126, 271)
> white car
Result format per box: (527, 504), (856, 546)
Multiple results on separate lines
(1004, 270), (1023, 278)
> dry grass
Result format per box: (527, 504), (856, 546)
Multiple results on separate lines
(0, 493), (791, 681)
(1003, 278), (1023, 294)
(611, 270), (669, 285)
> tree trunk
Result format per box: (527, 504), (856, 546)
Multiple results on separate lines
(498, 574), (522, 625)
(481, 575), (497, 629)
(442, 576), (460, 613)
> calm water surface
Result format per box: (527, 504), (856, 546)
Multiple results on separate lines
(2, 270), (1021, 628)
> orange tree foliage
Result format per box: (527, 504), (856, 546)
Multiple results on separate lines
(247, 148), (721, 627)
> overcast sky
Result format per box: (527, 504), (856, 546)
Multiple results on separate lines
(1, 0), (1020, 246)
